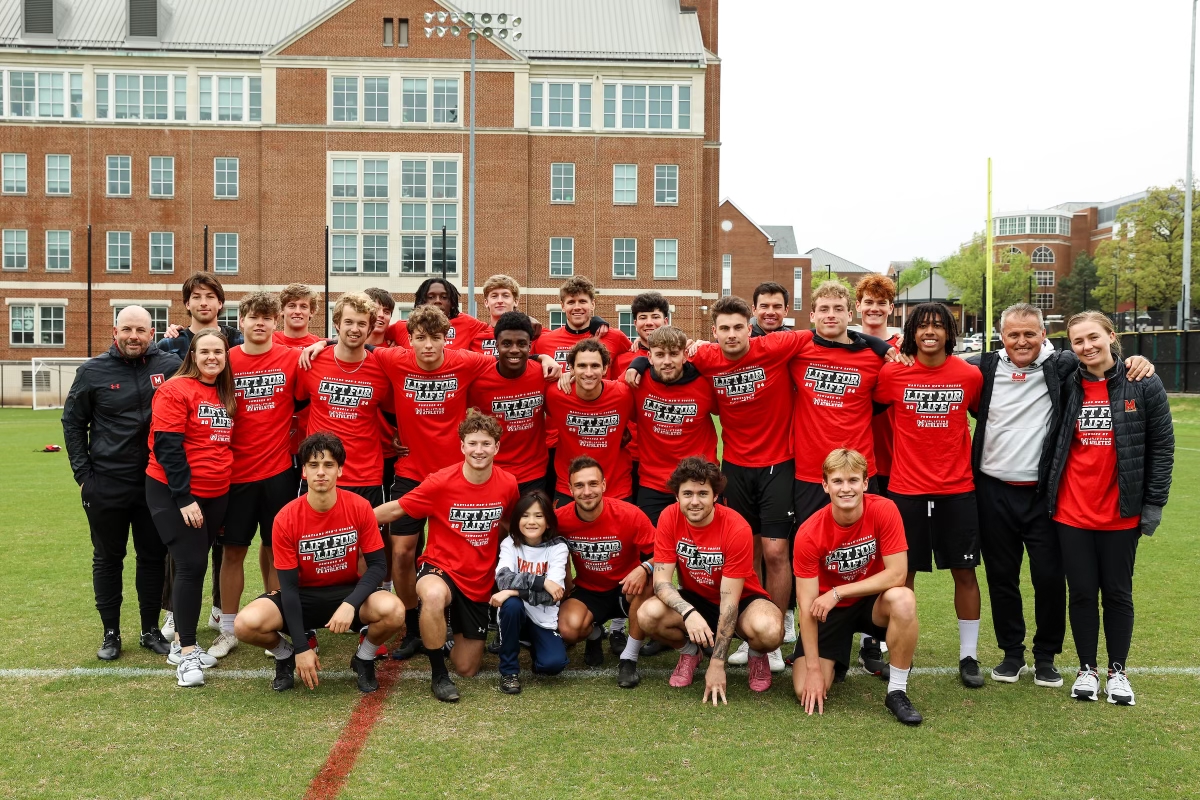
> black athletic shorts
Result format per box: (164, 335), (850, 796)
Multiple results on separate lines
(793, 595), (889, 670)
(543, 448), (558, 496)
(679, 588), (769, 633)
(636, 486), (676, 527)
(792, 476), (882, 532)
(517, 478), (547, 499)
(890, 491), (980, 572)
(722, 460), (794, 539)
(342, 484), (384, 508)
(259, 584), (383, 633)
(221, 468), (295, 547)
(416, 562), (489, 640)
(568, 585), (629, 626)
(389, 477), (424, 536)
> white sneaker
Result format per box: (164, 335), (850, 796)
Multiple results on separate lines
(782, 609), (797, 644)
(768, 647), (785, 673)
(208, 632), (239, 658)
(160, 612), (175, 639)
(176, 650), (205, 688)
(727, 640), (750, 665)
(1105, 668), (1136, 706)
(1071, 666), (1100, 701)
(207, 606), (222, 631)
(168, 641), (218, 669)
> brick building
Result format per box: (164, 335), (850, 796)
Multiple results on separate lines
(0, 0), (722, 359)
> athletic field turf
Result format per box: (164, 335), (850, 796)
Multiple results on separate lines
(1, 404), (1198, 800)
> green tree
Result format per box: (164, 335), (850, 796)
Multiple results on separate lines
(936, 233), (1033, 328)
(1057, 253), (1098, 318)
(896, 258), (932, 294)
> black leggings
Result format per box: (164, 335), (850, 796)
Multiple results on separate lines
(1057, 523), (1140, 672)
(147, 478), (229, 648)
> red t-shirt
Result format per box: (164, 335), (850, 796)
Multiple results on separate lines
(273, 331), (323, 453)
(789, 339), (885, 482)
(295, 349), (392, 488)
(653, 503), (768, 605)
(145, 376), (234, 498)
(229, 345), (299, 483)
(544, 380), (636, 498)
(871, 334), (902, 477)
(556, 499), (656, 593)
(690, 330), (814, 468)
(273, 331), (323, 348)
(793, 493), (907, 607)
(533, 324), (633, 448)
(1053, 379), (1141, 530)
(374, 347), (495, 482)
(632, 371), (719, 494)
(403, 464), (520, 602)
(874, 357), (982, 496)
(468, 361), (550, 484)
(271, 489), (384, 589)
(387, 313), (490, 351)
(614, 342), (648, 461)
(470, 323), (498, 357)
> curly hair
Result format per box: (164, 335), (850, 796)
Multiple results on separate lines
(855, 274), (897, 304)
(900, 302), (957, 356)
(298, 432), (346, 467)
(459, 407), (503, 443)
(332, 292), (378, 326)
(238, 291), (281, 321)
(568, 338), (611, 369)
(667, 457), (727, 496)
(406, 304), (451, 338)
(415, 278), (460, 319)
(559, 276), (596, 302)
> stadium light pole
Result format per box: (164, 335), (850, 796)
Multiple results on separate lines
(1185, 0), (1196, 331)
(424, 10), (522, 317)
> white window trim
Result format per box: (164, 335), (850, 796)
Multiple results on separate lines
(93, 70), (189, 123)
(612, 237), (637, 279)
(529, 79), (594, 131)
(2, 152), (28, 195)
(45, 153), (71, 196)
(45, 229), (71, 272)
(550, 162), (575, 205)
(7, 299), (68, 348)
(0, 68), (83, 121)
(549, 236), (574, 277)
(327, 72), (462, 129)
(654, 164), (679, 206)
(213, 232), (239, 274)
(149, 231), (175, 273)
(613, 164), (638, 206)
(214, 157), (239, 200)
(653, 238), (679, 280)
(198, 72), (261, 125)
(149, 156), (175, 198)
(106, 155), (132, 198)
(106, 230), (132, 272)
(602, 81), (693, 132)
(2, 228), (29, 271)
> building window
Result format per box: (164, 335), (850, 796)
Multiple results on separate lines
(618, 311), (636, 339)
(433, 79), (458, 123)
(214, 233), (239, 273)
(1031, 246), (1054, 264)
(217, 306), (239, 329)
(530, 83), (543, 127)
(114, 305), (169, 342)
(654, 239), (678, 279)
(1035, 269), (1055, 287)
(39, 305), (65, 345)
(549, 83), (573, 127)
(530, 80), (591, 129)
(400, 235), (426, 274)
(107, 155), (131, 196)
(613, 238), (637, 278)
(150, 232), (174, 273)
(364, 77), (389, 122)
(45, 154), (70, 195)
(655, 165), (678, 205)
(0, 70), (83, 120)
(551, 163), (574, 203)
(46, 230), (71, 271)
(198, 74), (260, 122)
(613, 164), (637, 205)
(150, 156), (174, 197)
(549, 310), (566, 329)
(3, 229), (28, 269)
(602, 82), (691, 131)
(403, 78), (428, 123)
(678, 86), (691, 129)
(647, 85), (673, 128)
(215, 158), (239, 198)
(94, 72), (184, 121)
(2, 153), (26, 194)
(433, 160), (456, 198)
(9, 304), (34, 345)
(722, 254), (732, 297)
(334, 76), (358, 122)
(1033, 293), (1054, 310)
(794, 268), (804, 310)
(218, 77), (244, 121)
(995, 216), (1027, 237)
(550, 237), (574, 277)
(106, 231), (131, 271)
(8, 303), (65, 346)
(363, 234), (388, 273)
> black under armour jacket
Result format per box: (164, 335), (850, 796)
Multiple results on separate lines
(1046, 359), (1174, 519)
(61, 344), (182, 485)
(156, 324), (242, 358)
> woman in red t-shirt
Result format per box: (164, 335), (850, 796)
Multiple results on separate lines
(145, 329), (236, 687)
(1049, 312), (1174, 707)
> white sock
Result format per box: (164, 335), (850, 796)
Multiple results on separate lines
(748, 648), (764, 658)
(587, 624), (603, 641)
(680, 642), (699, 656)
(163, 611), (173, 625)
(783, 609), (796, 643)
(381, 580), (393, 593)
(220, 613), (235, 634)
(620, 636), (644, 662)
(356, 636), (380, 660)
(959, 619), (980, 661)
(610, 618), (626, 634)
(269, 635), (294, 660)
(210, 605), (221, 620)
(887, 666), (911, 695)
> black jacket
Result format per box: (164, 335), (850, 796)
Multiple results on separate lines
(156, 324), (242, 358)
(1046, 360), (1174, 519)
(61, 344), (182, 485)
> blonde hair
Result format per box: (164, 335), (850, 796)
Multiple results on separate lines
(821, 448), (869, 481)
(279, 283), (320, 309)
(406, 304), (451, 338)
(1066, 311), (1122, 359)
(648, 325), (688, 352)
(811, 280), (852, 310)
(332, 292), (377, 326)
(483, 274), (520, 300)
(238, 291), (281, 320)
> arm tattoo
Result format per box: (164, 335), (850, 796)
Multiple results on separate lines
(653, 566), (692, 617)
(710, 589), (738, 662)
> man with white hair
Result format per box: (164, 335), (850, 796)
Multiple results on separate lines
(63, 306), (182, 660)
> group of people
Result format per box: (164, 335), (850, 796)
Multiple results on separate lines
(62, 267), (1174, 725)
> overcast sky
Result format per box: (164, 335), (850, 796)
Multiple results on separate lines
(719, 0), (1197, 272)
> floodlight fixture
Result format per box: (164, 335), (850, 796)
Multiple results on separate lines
(424, 11), (435, 23)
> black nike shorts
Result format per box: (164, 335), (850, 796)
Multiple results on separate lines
(416, 562), (489, 640)
(722, 460), (794, 539)
(890, 491), (980, 572)
(222, 468), (295, 547)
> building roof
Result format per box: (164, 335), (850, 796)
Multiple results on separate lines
(762, 225), (798, 255)
(805, 248), (872, 274)
(896, 271), (960, 305)
(993, 208), (1074, 219)
(502, 0), (706, 62)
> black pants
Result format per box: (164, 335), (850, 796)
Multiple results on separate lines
(1057, 523), (1139, 672)
(82, 474), (167, 633)
(147, 478), (229, 648)
(160, 542), (223, 613)
(977, 474), (1065, 663)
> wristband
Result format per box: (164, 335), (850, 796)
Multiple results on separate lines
(832, 587), (841, 603)
(641, 561), (653, 577)
(682, 608), (696, 623)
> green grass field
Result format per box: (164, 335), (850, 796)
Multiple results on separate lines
(1, 404), (1198, 800)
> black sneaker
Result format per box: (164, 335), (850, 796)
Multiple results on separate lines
(833, 663), (848, 684)
(858, 638), (891, 681)
(617, 658), (641, 689)
(608, 628), (628, 656)
(959, 656), (985, 688)
(432, 673), (460, 702)
(584, 634), (604, 667)
(885, 690), (924, 726)
(97, 629), (121, 661)
(990, 657), (1025, 684)
(350, 654), (379, 693)
(499, 673), (522, 695)
(391, 634), (423, 661)
(1034, 661), (1064, 688)
(272, 654), (296, 692)
(486, 635), (502, 655)
(641, 639), (666, 657)
(139, 628), (170, 655)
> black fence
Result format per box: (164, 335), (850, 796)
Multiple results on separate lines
(1049, 331), (1200, 393)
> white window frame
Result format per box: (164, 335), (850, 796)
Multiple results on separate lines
(106, 155), (131, 197)
(618, 310), (636, 339)
(214, 232), (239, 274)
(3, 229), (29, 270)
(93, 70), (187, 122)
(654, 164), (679, 205)
(551, 162), (575, 204)
(1033, 293), (1055, 310)
(1031, 246), (1055, 264)
(550, 237), (574, 277)
(198, 73), (262, 124)
(722, 254), (732, 297)
(613, 164), (637, 205)
(602, 81), (692, 132)
(654, 238), (678, 279)
(150, 231), (175, 273)
(217, 305), (239, 329)
(106, 231), (132, 272)
(45, 230), (71, 271)
(329, 73), (460, 128)
(613, 238), (637, 278)
(149, 156), (174, 198)
(1035, 269), (1055, 287)
(1, 69), (83, 120)
(7, 300), (67, 347)
(3, 152), (27, 194)
(529, 80), (593, 130)
(112, 303), (170, 342)
(333, 75), (360, 122)
(214, 157), (239, 199)
(549, 309), (566, 329)
(45, 154), (71, 195)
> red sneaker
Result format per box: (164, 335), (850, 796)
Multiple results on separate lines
(747, 652), (772, 692)
(306, 631), (319, 653)
(359, 632), (389, 660)
(669, 651), (702, 687)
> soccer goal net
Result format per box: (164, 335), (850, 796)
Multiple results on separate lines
(30, 358), (87, 410)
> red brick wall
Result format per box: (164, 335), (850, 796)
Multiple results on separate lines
(276, 68), (327, 125)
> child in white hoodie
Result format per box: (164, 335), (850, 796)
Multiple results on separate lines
(492, 491), (570, 694)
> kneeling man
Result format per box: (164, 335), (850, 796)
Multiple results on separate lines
(235, 432), (405, 693)
(792, 448), (922, 725)
(639, 457), (783, 704)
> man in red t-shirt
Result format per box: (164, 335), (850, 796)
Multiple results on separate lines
(385, 278), (489, 351)
(273, 284), (324, 472)
(874, 302), (985, 689)
(612, 292), (672, 505)
(375, 411), (520, 702)
(792, 448), (921, 725)
(639, 457), (783, 704)
(855, 275), (900, 496)
(555, 457), (656, 688)
(233, 432), (404, 694)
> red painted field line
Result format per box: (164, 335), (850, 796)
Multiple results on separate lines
(302, 659), (404, 800)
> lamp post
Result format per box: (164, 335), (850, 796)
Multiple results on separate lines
(928, 265), (937, 302)
(424, 10), (522, 317)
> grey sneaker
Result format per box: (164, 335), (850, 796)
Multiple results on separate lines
(176, 650), (205, 688)
(959, 656), (985, 689)
(167, 641), (218, 668)
(499, 673), (522, 695)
